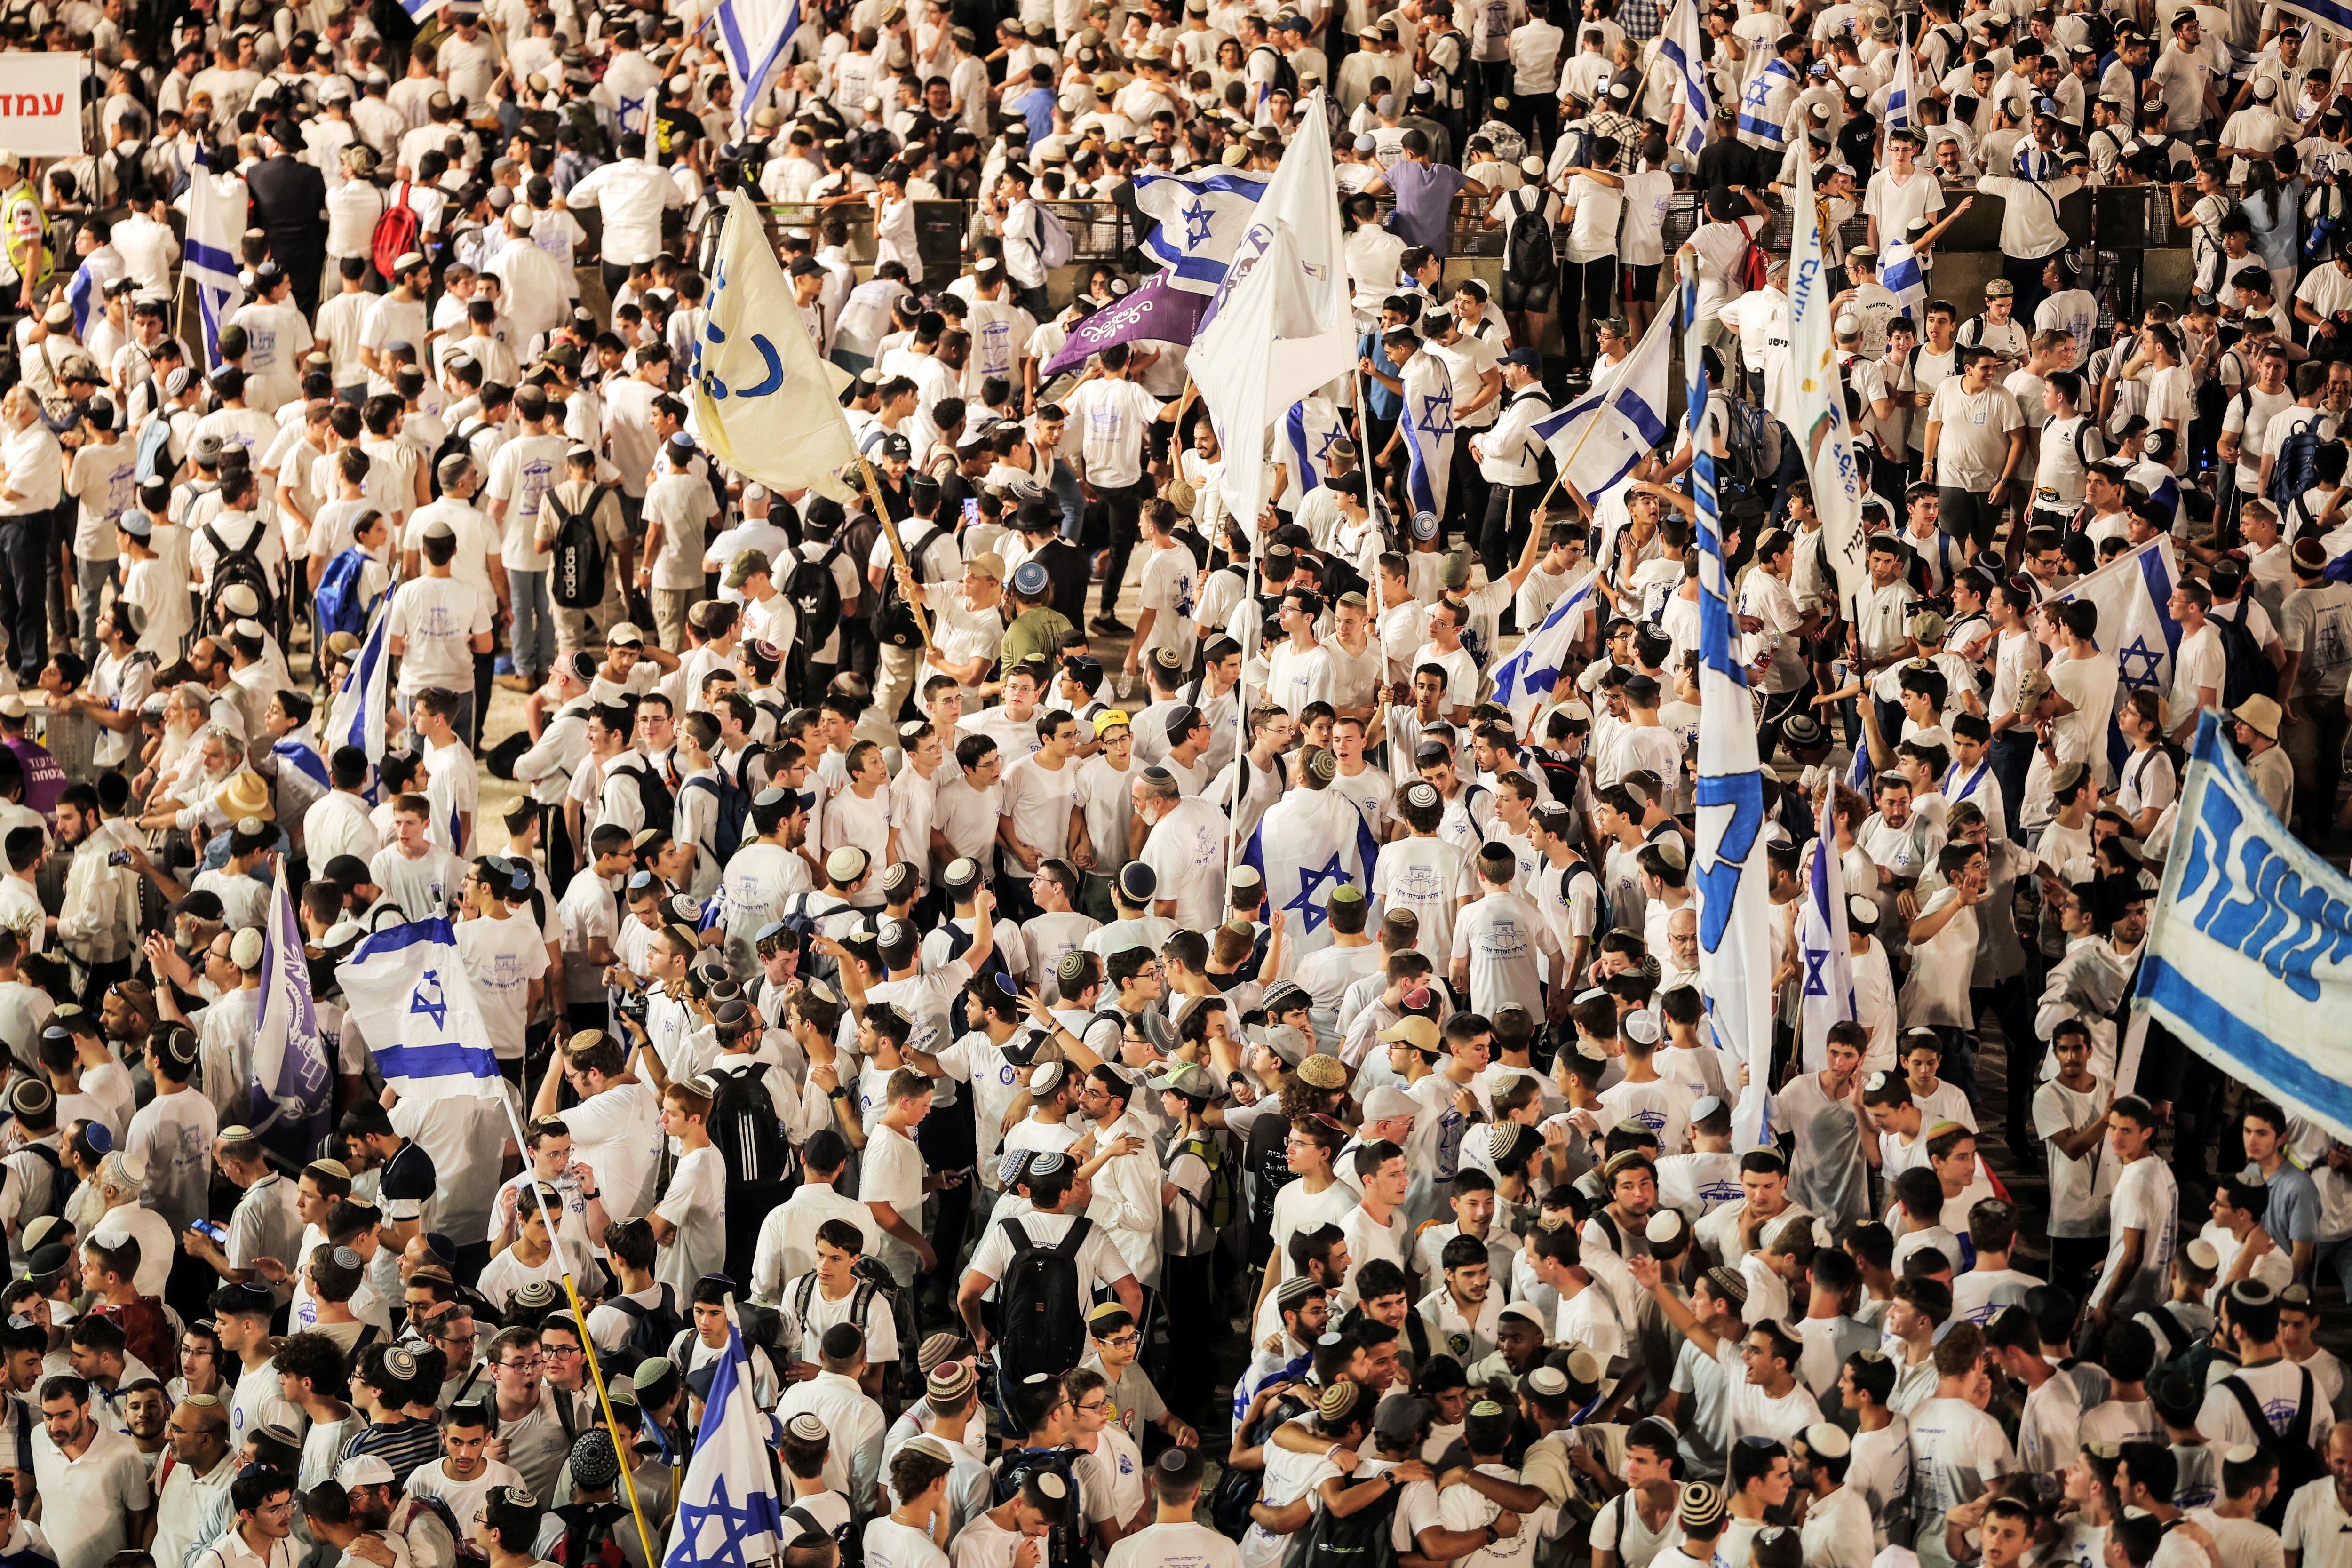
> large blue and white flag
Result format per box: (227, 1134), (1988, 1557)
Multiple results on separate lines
(1240, 784), (1383, 963)
(1778, 151), (1871, 619)
(66, 251), (119, 337)
(397, 0), (452, 21)
(2054, 535), (2182, 776)
(1130, 165), (1273, 294)
(1736, 56), (1798, 150)
(334, 918), (507, 1103)
(1685, 272), (1777, 1148)
(1878, 239), (1926, 321)
(1798, 790), (1856, 1075)
(1884, 19), (1915, 136)
(2132, 709), (2352, 1137)
(712, 0), (804, 133)
(184, 151), (246, 372)
(250, 863), (332, 1162)
(1283, 398), (1351, 497)
(1655, 0), (1715, 155)
(1533, 305), (1671, 501)
(665, 1308), (787, 1568)
(325, 602), (389, 802)
(1397, 368), (1454, 535)
(1492, 571), (1601, 729)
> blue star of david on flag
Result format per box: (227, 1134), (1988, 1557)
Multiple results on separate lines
(1803, 948), (1830, 998)
(1287, 852), (1354, 934)
(676, 1475), (781, 1568)
(1183, 199), (1215, 247)
(1315, 424), (1346, 462)
(663, 1311), (785, 1568)
(1419, 390), (1454, 438)
(2118, 636), (2165, 692)
(408, 970), (448, 1031)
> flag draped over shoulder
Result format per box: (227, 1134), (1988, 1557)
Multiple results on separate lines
(1241, 786), (1383, 964)
(325, 602), (389, 802)
(1685, 272), (1776, 1147)
(1532, 307), (1671, 501)
(2054, 536), (2183, 775)
(185, 151), (245, 372)
(1491, 571), (1601, 729)
(1776, 152), (1871, 618)
(712, 0), (806, 133)
(688, 190), (858, 502)
(665, 1311), (787, 1568)
(1283, 398), (1351, 496)
(1129, 166), (1273, 293)
(250, 864), (331, 1162)
(1656, 0), (1715, 155)
(334, 918), (507, 1103)
(1798, 791), (1856, 1075)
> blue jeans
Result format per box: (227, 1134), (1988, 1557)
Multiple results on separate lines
(509, 568), (554, 681)
(1050, 459), (1085, 541)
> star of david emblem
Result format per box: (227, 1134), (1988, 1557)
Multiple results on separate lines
(1287, 852), (1354, 934)
(409, 970), (448, 1032)
(676, 1475), (782, 1568)
(1803, 948), (1831, 998)
(2117, 635), (2165, 692)
(1182, 198), (1215, 247)
(619, 93), (645, 129)
(1419, 390), (1454, 437)
(1314, 424), (1346, 463)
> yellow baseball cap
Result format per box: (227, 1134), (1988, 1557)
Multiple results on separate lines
(1093, 708), (1132, 737)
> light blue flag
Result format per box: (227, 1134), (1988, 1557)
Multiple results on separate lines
(1240, 785), (1383, 963)
(334, 918), (507, 1104)
(1656, 0), (1714, 155)
(1491, 571), (1600, 730)
(1685, 272), (1776, 1147)
(1130, 166), (1272, 293)
(2130, 708), (2352, 1125)
(325, 602), (389, 803)
(666, 1312), (787, 1568)
(2052, 535), (2181, 777)
(250, 863), (332, 1162)
(714, 0), (806, 135)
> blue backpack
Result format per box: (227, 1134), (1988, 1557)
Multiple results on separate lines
(134, 416), (173, 486)
(313, 547), (379, 641)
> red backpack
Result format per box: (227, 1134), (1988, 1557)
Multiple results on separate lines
(370, 182), (423, 279)
(1737, 225), (1771, 294)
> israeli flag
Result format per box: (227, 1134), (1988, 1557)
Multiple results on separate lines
(2277, 0), (2352, 46)
(1656, 0), (1715, 155)
(397, 0), (451, 19)
(1398, 370), (1454, 534)
(1240, 785), (1383, 964)
(66, 257), (107, 337)
(250, 864), (332, 1162)
(1130, 166), (1273, 293)
(714, 0), (804, 135)
(184, 151), (246, 372)
(2053, 535), (2182, 777)
(334, 918), (507, 1104)
(1283, 398), (1349, 497)
(1879, 239), (1926, 321)
(325, 603), (389, 803)
(271, 739), (331, 792)
(1492, 571), (1601, 729)
(1533, 306), (1672, 501)
(1685, 272), (1776, 1148)
(1737, 56), (1798, 150)
(1884, 19), (1914, 136)
(1798, 790), (1856, 1075)
(665, 1305), (787, 1568)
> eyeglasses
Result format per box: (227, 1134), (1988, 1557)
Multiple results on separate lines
(498, 1357), (543, 1371)
(1076, 1397), (1111, 1413)
(1099, 1333), (1140, 1350)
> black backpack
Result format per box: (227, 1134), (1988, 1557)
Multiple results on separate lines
(13, 1142), (66, 1223)
(431, 419), (485, 499)
(606, 753), (675, 837)
(1716, 397), (1778, 526)
(1505, 188), (1557, 285)
(995, 1217), (1093, 1382)
(873, 524), (946, 649)
(2221, 1366), (2324, 1528)
(601, 1284), (684, 1377)
(1249, 43), (1298, 101)
(201, 520), (279, 633)
(705, 1058), (795, 1186)
(1245, 1106), (1297, 1267)
(993, 1448), (1088, 1568)
(1208, 1385), (1311, 1538)
(1290, 1468), (1403, 1568)
(2213, 605), (2280, 710)
(549, 485), (613, 610)
(682, 746), (757, 866)
(791, 1269), (880, 1353)
(784, 541), (847, 649)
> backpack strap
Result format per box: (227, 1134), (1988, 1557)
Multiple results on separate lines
(1002, 1218), (1031, 1251)
(2223, 1372), (2287, 1448)
(1054, 1217), (1092, 1255)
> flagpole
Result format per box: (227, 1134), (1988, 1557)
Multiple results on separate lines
(1353, 364), (1397, 767)
(497, 1094), (661, 1568)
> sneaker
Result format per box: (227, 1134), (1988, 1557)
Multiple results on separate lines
(1090, 614), (1133, 637)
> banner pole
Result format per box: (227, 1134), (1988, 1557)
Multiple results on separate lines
(497, 1095), (662, 1568)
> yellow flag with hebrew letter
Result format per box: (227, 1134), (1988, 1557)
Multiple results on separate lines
(687, 189), (858, 501)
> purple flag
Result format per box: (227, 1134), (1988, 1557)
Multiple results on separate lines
(1042, 278), (1209, 377)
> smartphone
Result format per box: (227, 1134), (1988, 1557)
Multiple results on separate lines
(189, 1219), (228, 1245)
(107, 849), (133, 868)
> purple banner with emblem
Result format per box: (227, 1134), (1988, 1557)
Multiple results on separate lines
(1041, 277), (1210, 377)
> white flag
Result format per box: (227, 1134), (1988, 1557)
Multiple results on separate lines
(1533, 306), (1673, 502)
(688, 190), (858, 501)
(712, 0), (808, 133)
(1776, 152), (1871, 618)
(185, 152), (246, 372)
(1885, 18), (1915, 135)
(1656, 0), (1715, 154)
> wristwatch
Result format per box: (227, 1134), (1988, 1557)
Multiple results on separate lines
(1484, 1526), (1501, 1547)
(827, 1085), (851, 1101)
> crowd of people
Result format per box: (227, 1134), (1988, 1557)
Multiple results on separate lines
(2, 4), (2352, 1568)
